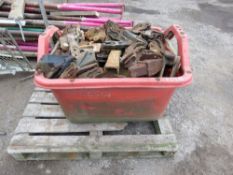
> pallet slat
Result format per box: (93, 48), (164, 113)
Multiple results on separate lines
(34, 87), (50, 92)
(23, 104), (64, 117)
(8, 134), (177, 154)
(30, 91), (57, 103)
(15, 118), (127, 133)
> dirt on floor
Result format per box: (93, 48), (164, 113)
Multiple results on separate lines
(1, 0), (233, 175)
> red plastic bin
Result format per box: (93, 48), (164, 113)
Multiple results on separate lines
(34, 25), (192, 123)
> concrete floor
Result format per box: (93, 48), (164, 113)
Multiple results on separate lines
(1, 0), (233, 174)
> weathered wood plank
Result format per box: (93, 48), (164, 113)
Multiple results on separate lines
(29, 91), (57, 103)
(15, 118), (127, 133)
(23, 104), (64, 117)
(8, 151), (175, 161)
(8, 134), (177, 154)
(34, 87), (50, 92)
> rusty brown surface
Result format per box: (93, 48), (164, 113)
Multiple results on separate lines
(131, 22), (151, 34)
(128, 62), (147, 77)
(85, 27), (106, 42)
(59, 62), (79, 79)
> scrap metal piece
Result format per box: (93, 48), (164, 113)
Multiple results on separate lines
(164, 50), (176, 65)
(143, 59), (163, 76)
(96, 51), (109, 66)
(77, 51), (97, 68)
(159, 50), (177, 77)
(151, 31), (165, 42)
(170, 56), (181, 77)
(104, 20), (147, 43)
(65, 26), (83, 59)
(149, 40), (164, 57)
(139, 49), (159, 61)
(102, 40), (130, 50)
(121, 42), (146, 62)
(50, 41), (60, 55)
(59, 34), (69, 52)
(85, 27), (106, 42)
(78, 67), (104, 78)
(132, 23), (151, 34)
(78, 62), (98, 75)
(36, 55), (74, 78)
(104, 50), (121, 74)
(80, 43), (101, 53)
(141, 30), (154, 41)
(120, 42), (146, 67)
(104, 20), (124, 41)
(128, 62), (147, 77)
(122, 30), (147, 44)
(128, 58), (163, 78)
(59, 62), (79, 79)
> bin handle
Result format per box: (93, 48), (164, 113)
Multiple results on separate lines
(164, 25), (192, 73)
(37, 25), (60, 61)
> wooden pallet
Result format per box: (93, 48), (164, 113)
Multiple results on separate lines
(7, 88), (178, 160)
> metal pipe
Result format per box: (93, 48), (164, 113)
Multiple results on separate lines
(0, 4), (47, 13)
(0, 11), (83, 21)
(16, 41), (38, 46)
(4, 1), (124, 9)
(13, 36), (39, 42)
(82, 17), (133, 26)
(64, 21), (132, 27)
(3, 2), (123, 14)
(60, 3), (124, 8)
(24, 19), (132, 28)
(0, 50), (37, 57)
(6, 30), (41, 36)
(57, 5), (123, 14)
(0, 44), (38, 52)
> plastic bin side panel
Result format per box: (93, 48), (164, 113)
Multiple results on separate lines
(52, 88), (175, 122)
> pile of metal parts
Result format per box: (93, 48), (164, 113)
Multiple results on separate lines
(36, 21), (181, 79)
(0, 0), (131, 58)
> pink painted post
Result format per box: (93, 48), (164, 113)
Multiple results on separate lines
(82, 17), (133, 27)
(57, 5), (123, 14)
(62, 3), (124, 9)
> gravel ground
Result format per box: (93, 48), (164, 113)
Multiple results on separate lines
(0, 0), (233, 174)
